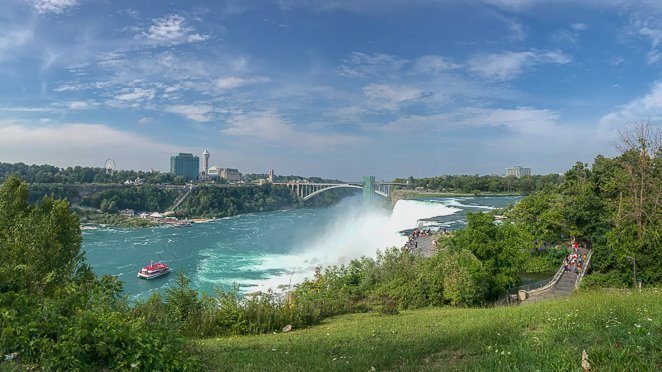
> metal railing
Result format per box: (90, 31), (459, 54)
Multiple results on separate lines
(575, 249), (592, 289)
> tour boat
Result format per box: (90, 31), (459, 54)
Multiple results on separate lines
(137, 261), (170, 279)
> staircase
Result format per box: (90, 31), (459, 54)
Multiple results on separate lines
(515, 248), (592, 304)
(166, 187), (193, 213)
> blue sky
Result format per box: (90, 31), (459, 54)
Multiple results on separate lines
(0, 0), (660, 180)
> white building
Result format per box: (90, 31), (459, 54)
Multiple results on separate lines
(220, 168), (241, 182)
(202, 150), (210, 175)
(505, 166), (532, 178)
(207, 166), (221, 179)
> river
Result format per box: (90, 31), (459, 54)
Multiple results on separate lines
(82, 195), (519, 300)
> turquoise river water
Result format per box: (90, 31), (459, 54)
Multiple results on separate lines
(82, 195), (519, 300)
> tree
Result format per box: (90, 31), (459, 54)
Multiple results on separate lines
(615, 120), (661, 244)
(608, 121), (662, 284)
(446, 212), (530, 299)
(0, 176), (88, 295)
(173, 175), (185, 185)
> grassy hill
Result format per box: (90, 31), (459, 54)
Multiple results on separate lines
(198, 289), (661, 371)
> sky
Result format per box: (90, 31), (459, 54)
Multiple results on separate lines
(0, 0), (660, 180)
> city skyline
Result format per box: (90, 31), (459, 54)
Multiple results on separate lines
(0, 0), (661, 180)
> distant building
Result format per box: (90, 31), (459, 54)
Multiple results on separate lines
(207, 166), (221, 179)
(267, 169), (275, 183)
(123, 177), (143, 185)
(119, 209), (135, 217)
(170, 153), (199, 181)
(202, 150), (210, 175)
(220, 168), (241, 182)
(505, 166), (531, 178)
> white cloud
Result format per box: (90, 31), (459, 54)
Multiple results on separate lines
(0, 106), (52, 112)
(571, 23), (588, 31)
(216, 77), (245, 89)
(507, 19), (527, 41)
(29, 0), (78, 14)
(215, 76), (270, 90)
(379, 106), (559, 135)
(332, 105), (369, 121)
(639, 26), (662, 64)
(338, 52), (407, 78)
(0, 121), (171, 170)
(138, 117), (153, 125)
(0, 27), (34, 60)
(66, 101), (90, 110)
(411, 55), (461, 74)
(138, 15), (209, 45)
(166, 104), (216, 122)
(115, 88), (156, 101)
(222, 111), (359, 149)
(468, 49), (571, 80)
(363, 83), (423, 110)
(599, 81), (662, 137)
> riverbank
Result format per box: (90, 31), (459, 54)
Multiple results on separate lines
(390, 189), (522, 206)
(77, 210), (159, 228)
(197, 289), (661, 371)
(392, 189), (521, 199)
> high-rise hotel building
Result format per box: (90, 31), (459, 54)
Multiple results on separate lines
(170, 153), (200, 181)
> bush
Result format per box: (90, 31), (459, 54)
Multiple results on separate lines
(0, 285), (200, 371)
(581, 271), (630, 289)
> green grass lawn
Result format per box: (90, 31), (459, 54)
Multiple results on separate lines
(197, 289), (661, 371)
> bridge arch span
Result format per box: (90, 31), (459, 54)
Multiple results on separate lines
(302, 184), (387, 201)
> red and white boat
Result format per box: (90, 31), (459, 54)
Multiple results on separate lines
(137, 261), (170, 279)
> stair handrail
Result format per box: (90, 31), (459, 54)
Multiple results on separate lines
(527, 263), (565, 296)
(167, 187), (192, 212)
(575, 249), (592, 289)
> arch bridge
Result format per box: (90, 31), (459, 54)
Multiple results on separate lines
(275, 176), (405, 202)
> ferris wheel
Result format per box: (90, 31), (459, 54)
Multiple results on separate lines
(104, 158), (116, 174)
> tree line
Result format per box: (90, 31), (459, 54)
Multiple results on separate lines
(394, 173), (564, 193)
(0, 162), (176, 185)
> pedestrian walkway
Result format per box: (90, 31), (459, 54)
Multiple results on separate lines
(523, 247), (592, 303)
(410, 236), (436, 257)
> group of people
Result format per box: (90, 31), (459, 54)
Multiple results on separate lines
(563, 241), (587, 275)
(403, 228), (433, 251)
(410, 228), (432, 239)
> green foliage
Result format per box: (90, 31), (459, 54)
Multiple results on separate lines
(0, 285), (200, 371)
(0, 176), (199, 370)
(394, 173), (563, 194)
(82, 185), (179, 212)
(522, 245), (568, 273)
(505, 123), (661, 287)
(177, 185), (298, 217)
(445, 212), (530, 299)
(0, 176), (86, 295)
(0, 162), (176, 185)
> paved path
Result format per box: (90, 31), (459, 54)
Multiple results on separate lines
(407, 236), (436, 257)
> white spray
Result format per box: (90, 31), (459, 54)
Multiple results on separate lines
(245, 199), (460, 292)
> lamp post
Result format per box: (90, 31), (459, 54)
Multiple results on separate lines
(626, 256), (637, 288)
